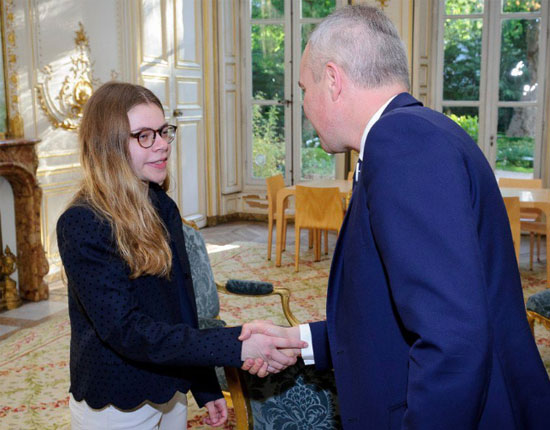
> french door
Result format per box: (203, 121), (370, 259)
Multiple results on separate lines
(243, 0), (346, 186)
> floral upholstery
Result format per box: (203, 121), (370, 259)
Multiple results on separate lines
(181, 223), (220, 319)
(198, 317), (226, 330)
(226, 279), (274, 295)
(243, 360), (341, 429)
(527, 289), (550, 318)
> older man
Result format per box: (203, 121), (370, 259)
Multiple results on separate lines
(242, 5), (550, 429)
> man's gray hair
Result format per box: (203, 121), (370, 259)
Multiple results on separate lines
(307, 5), (410, 90)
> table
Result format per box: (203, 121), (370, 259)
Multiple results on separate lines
(500, 187), (550, 288)
(275, 179), (352, 267)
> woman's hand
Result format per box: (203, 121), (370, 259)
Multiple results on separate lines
(203, 397), (228, 427)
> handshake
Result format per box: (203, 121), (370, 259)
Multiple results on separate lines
(239, 320), (306, 377)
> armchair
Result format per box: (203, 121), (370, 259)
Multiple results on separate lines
(526, 289), (550, 335)
(181, 219), (341, 429)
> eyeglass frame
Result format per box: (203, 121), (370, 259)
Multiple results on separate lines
(129, 124), (178, 148)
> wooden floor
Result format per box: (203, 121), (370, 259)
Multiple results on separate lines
(0, 220), (545, 340)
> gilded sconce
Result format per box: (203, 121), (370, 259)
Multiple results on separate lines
(36, 22), (95, 131)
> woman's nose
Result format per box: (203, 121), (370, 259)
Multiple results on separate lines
(152, 133), (170, 150)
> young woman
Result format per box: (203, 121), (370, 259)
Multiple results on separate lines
(57, 81), (301, 429)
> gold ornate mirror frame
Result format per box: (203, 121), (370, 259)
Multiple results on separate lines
(0, 0), (23, 138)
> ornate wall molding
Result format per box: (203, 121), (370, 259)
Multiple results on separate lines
(1, 0), (23, 137)
(36, 22), (94, 131)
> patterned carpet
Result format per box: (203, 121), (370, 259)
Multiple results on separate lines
(0, 242), (548, 429)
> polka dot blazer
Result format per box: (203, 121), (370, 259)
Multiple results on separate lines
(57, 183), (242, 410)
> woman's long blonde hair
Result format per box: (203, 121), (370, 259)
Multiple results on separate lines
(74, 81), (172, 279)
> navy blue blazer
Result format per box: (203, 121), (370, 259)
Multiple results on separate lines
(57, 183), (242, 410)
(310, 93), (550, 429)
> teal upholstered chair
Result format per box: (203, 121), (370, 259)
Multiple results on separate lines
(181, 220), (341, 430)
(237, 360), (341, 429)
(526, 289), (550, 335)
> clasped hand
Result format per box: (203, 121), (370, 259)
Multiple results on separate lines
(239, 320), (304, 377)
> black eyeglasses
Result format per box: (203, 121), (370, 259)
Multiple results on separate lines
(130, 124), (177, 148)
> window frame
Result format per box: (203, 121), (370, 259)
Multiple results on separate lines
(241, 0), (346, 188)
(433, 0), (549, 179)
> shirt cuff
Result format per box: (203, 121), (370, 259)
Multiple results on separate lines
(299, 323), (315, 365)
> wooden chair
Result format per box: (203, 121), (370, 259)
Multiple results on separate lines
(266, 175), (293, 261)
(503, 196), (521, 262)
(294, 186), (344, 272)
(498, 178), (545, 269)
(345, 170), (354, 209)
(232, 312), (341, 430)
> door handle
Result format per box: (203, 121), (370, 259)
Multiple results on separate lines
(173, 109), (183, 117)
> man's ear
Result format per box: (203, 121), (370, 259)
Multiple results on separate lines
(325, 62), (342, 102)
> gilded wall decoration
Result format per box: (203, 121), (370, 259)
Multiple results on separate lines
(376, 0), (389, 9)
(36, 22), (95, 131)
(0, 139), (49, 301)
(2, 0), (24, 137)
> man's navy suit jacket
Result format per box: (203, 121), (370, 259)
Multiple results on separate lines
(310, 93), (550, 429)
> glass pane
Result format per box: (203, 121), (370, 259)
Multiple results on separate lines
(499, 19), (540, 102)
(301, 0), (335, 19)
(445, 0), (483, 15)
(252, 24), (285, 100)
(443, 106), (479, 144)
(502, 0), (541, 13)
(252, 104), (285, 178)
(443, 18), (482, 101)
(496, 107), (536, 174)
(301, 111), (335, 180)
(251, 0), (284, 19)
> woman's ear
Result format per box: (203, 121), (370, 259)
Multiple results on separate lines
(325, 62), (343, 102)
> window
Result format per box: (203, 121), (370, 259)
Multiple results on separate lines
(243, 0), (345, 185)
(435, 0), (548, 179)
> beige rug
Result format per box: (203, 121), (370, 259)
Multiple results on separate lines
(0, 242), (548, 429)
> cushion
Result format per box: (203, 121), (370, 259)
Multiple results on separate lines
(226, 279), (274, 296)
(181, 223), (220, 319)
(527, 289), (550, 318)
(198, 317), (226, 330)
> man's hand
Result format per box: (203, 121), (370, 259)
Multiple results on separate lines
(203, 397), (228, 427)
(239, 320), (305, 376)
(239, 320), (300, 341)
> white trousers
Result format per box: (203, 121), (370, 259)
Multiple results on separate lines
(69, 391), (188, 430)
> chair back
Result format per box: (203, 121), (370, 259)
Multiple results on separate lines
(347, 170), (354, 182)
(295, 185), (344, 232)
(503, 196), (521, 261)
(498, 178), (542, 189)
(266, 174), (286, 216)
(242, 360), (341, 429)
(236, 289), (341, 429)
(181, 221), (220, 319)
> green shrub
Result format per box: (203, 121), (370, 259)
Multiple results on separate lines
(301, 146), (334, 180)
(447, 113), (478, 142)
(496, 136), (534, 169)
